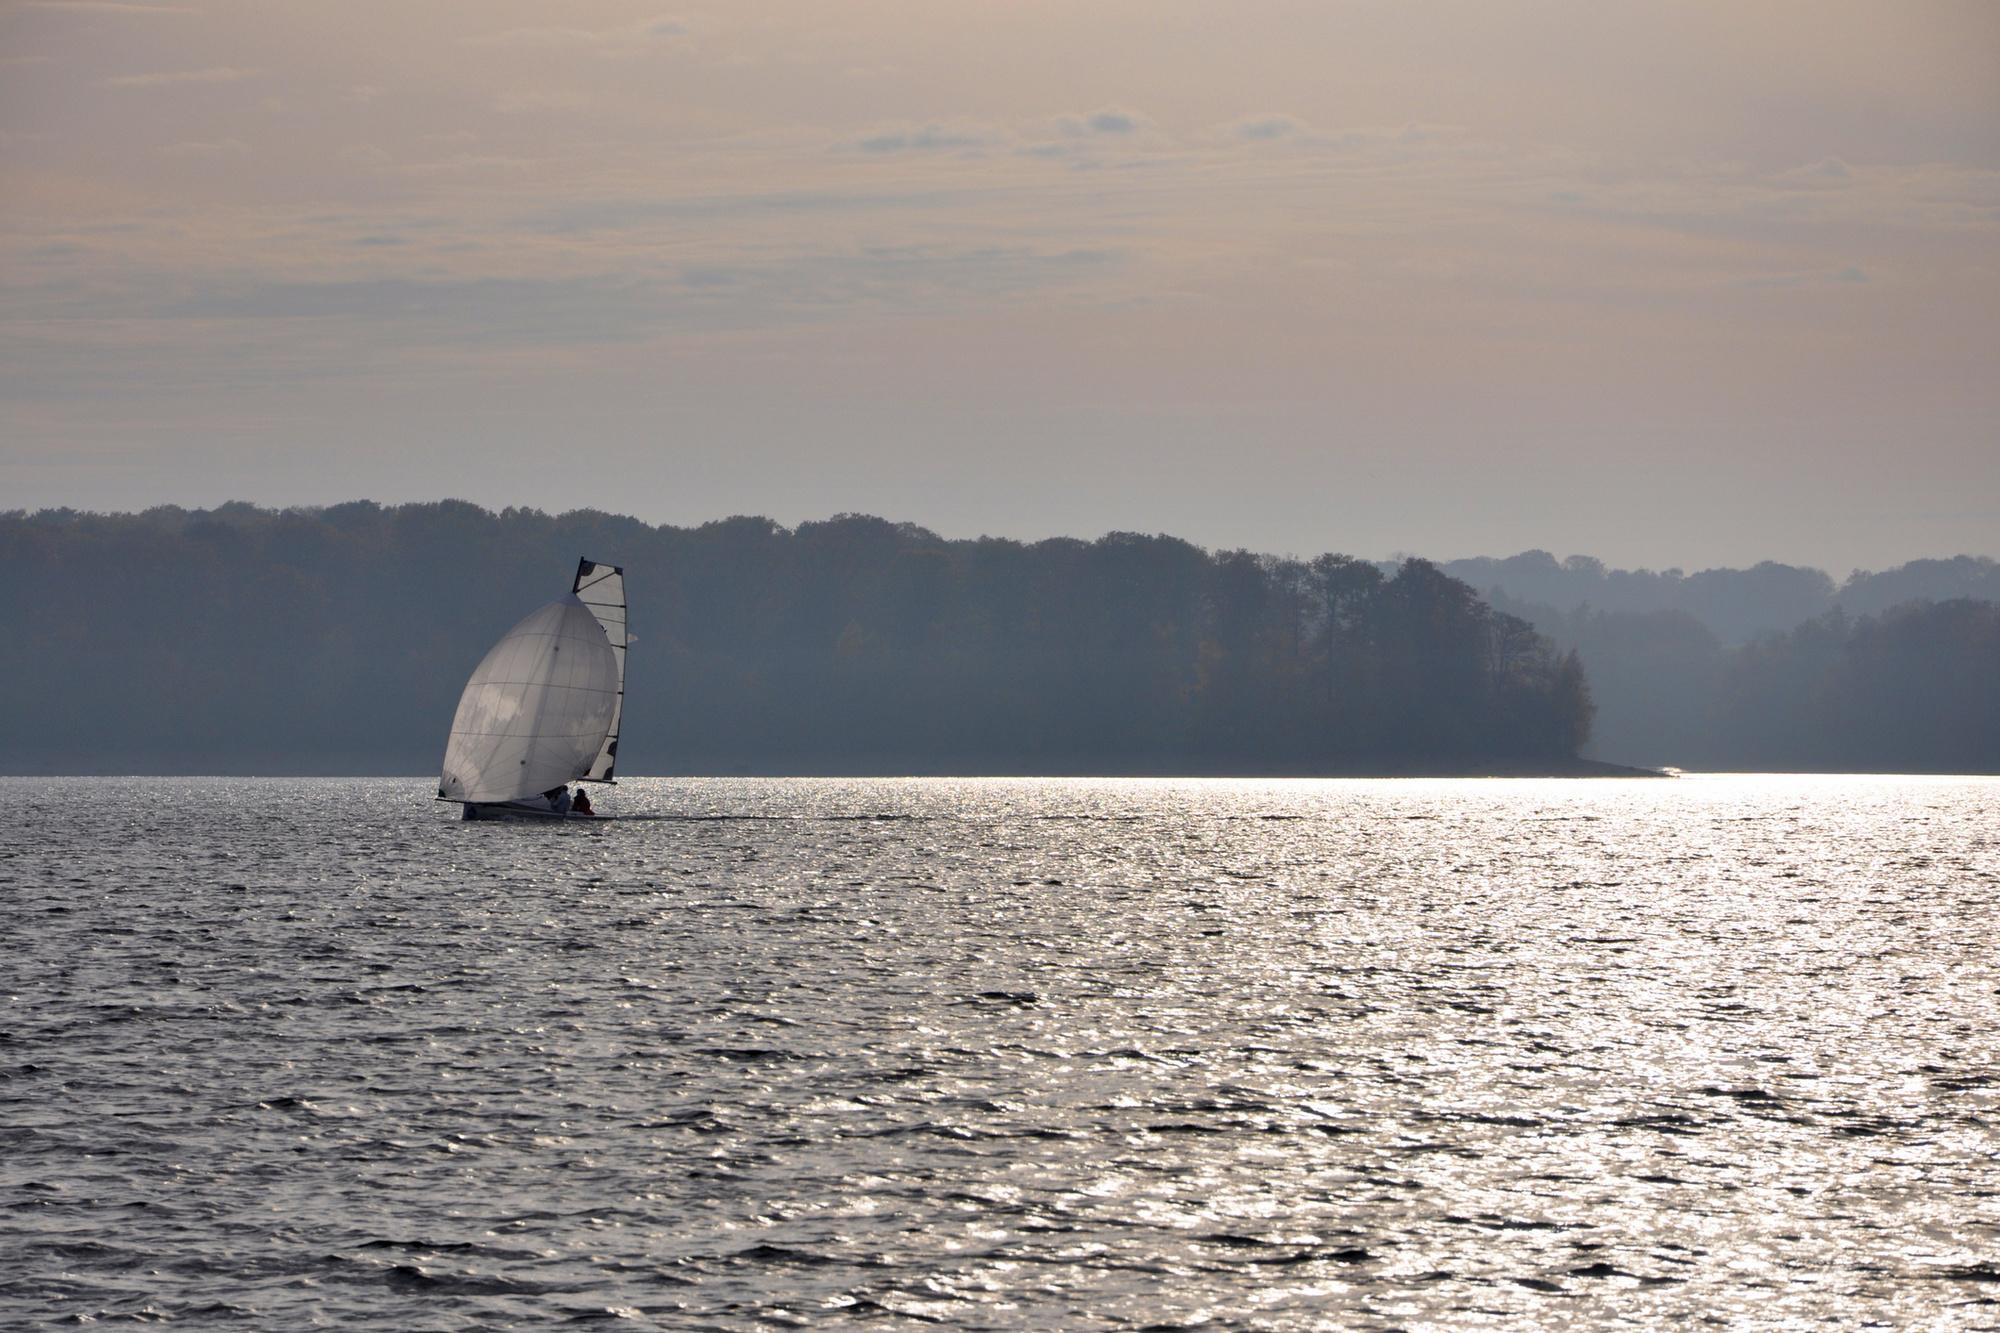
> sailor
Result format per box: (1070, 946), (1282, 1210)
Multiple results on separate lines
(571, 787), (594, 817)
(543, 785), (572, 815)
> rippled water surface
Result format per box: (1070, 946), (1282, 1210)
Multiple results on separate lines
(3, 775), (1997, 1328)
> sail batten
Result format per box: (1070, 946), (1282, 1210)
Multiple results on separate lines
(571, 559), (627, 782)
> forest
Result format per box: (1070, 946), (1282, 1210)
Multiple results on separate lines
(1513, 599), (2000, 771)
(1444, 551), (2000, 769)
(0, 502), (1594, 776)
(1441, 549), (2000, 642)
(5, 503), (1992, 775)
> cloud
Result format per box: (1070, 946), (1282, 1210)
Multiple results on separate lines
(141, 245), (1120, 348)
(102, 66), (258, 88)
(1224, 114), (1306, 141)
(491, 88), (589, 115)
(1551, 159), (2000, 239)
(1315, 122), (1468, 156)
(159, 138), (249, 158)
(1023, 108), (1159, 162)
(24, 1), (198, 12)
(1737, 265), (1873, 289)
(1771, 157), (1854, 190)
(674, 245), (1120, 320)
(469, 26), (614, 47)
(1055, 108), (1147, 137)
(403, 153), (540, 176)
(465, 17), (686, 50)
(338, 144), (393, 170)
(522, 186), (976, 235)
(850, 124), (993, 155)
(155, 276), (659, 345)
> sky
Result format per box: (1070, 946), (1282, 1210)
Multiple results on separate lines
(3, 0), (1996, 572)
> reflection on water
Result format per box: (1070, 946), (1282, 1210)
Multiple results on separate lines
(2, 775), (1996, 1328)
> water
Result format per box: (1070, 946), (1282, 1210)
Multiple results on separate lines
(2, 775), (1996, 1329)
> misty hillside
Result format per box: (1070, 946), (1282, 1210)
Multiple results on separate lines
(1438, 550), (2000, 644)
(1522, 598), (2000, 770)
(1428, 551), (1999, 769)
(1, 503), (1592, 776)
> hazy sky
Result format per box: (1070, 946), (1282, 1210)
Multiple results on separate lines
(4, 1), (1996, 570)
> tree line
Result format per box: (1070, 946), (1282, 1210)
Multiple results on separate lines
(1440, 549), (2000, 645)
(0, 502), (1593, 775)
(1508, 598), (1999, 771)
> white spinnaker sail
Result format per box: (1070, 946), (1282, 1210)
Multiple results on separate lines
(571, 559), (626, 782)
(438, 596), (620, 804)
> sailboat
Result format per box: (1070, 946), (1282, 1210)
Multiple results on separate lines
(437, 558), (628, 820)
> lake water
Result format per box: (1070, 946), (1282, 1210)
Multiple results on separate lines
(2, 774), (1996, 1328)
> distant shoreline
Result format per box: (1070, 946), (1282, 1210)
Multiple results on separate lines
(0, 759), (1672, 780)
(608, 757), (1676, 779)
(15, 764), (1996, 778)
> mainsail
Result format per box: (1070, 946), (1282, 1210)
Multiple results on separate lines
(570, 559), (627, 782)
(437, 587), (621, 805)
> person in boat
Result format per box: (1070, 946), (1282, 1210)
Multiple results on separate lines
(542, 786), (572, 815)
(570, 787), (594, 818)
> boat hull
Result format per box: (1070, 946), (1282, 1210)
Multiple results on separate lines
(460, 801), (605, 822)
